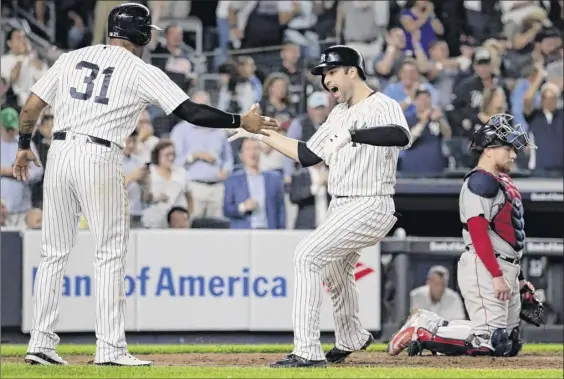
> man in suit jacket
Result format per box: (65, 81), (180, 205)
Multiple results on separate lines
(289, 163), (330, 229)
(223, 138), (286, 229)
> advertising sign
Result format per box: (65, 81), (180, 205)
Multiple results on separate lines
(22, 231), (138, 333)
(21, 230), (381, 332)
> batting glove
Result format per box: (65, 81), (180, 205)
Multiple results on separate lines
(324, 129), (352, 165)
(226, 128), (263, 142)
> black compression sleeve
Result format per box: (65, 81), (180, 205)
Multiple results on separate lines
(297, 141), (323, 167)
(172, 99), (241, 128)
(350, 125), (410, 147)
(518, 269), (525, 281)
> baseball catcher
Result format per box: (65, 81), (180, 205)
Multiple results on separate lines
(388, 114), (544, 357)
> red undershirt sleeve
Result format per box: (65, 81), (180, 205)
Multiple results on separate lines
(467, 216), (503, 278)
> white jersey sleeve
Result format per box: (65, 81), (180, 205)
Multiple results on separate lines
(30, 53), (67, 106)
(305, 122), (329, 160)
(377, 95), (412, 150)
(137, 63), (190, 115)
(305, 105), (344, 159)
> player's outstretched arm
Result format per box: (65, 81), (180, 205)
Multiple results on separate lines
(172, 102), (278, 135)
(321, 123), (411, 165)
(141, 64), (277, 134)
(228, 128), (323, 167)
(348, 124), (410, 147)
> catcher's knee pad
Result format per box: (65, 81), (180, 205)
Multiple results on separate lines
(508, 327), (523, 357)
(491, 328), (513, 357)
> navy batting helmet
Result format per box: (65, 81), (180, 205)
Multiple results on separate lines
(107, 3), (161, 47)
(311, 45), (366, 91)
(469, 113), (536, 152)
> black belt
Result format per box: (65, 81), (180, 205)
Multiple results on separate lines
(466, 246), (520, 265)
(462, 224), (521, 261)
(496, 254), (520, 265)
(193, 180), (220, 185)
(53, 132), (112, 148)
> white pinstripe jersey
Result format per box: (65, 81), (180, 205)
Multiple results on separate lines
(30, 45), (188, 147)
(306, 92), (411, 197)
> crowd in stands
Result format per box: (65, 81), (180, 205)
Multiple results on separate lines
(1, 0), (563, 232)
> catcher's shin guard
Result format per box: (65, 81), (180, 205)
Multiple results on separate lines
(411, 327), (492, 356)
(490, 328), (514, 356)
(508, 327), (523, 357)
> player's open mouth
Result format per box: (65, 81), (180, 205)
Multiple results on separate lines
(329, 86), (340, 98)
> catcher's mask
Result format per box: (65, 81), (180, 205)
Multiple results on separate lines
(469, 113), (537, 152)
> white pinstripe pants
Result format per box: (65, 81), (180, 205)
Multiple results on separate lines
(28, 133), (129, 363)
(292, 196), (398, 360)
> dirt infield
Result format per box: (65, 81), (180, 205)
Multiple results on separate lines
(7, 351), (563, 368)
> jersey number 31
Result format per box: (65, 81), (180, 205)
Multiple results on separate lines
(70, 61), (115, 105)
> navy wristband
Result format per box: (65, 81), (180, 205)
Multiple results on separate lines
(18, 133), (32, 150)
(233, 114), (241, 128)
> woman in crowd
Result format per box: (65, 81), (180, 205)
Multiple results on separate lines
(259, 72), (296, 121)
(400, 0), (444, 57)
(142, 140), (193, 228)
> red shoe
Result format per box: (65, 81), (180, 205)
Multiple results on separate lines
(388, 326), (416, 356)
(387, 309), (422, 356)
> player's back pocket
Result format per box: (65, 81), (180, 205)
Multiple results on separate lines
(79, 142), (121, 164)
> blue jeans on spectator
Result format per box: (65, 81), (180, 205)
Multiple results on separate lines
(215, 17), (231, 70)
(68, 26), (85, 50)
(146, 105), (165, 120)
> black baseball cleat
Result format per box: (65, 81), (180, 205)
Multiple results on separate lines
(25, 352), (68, 365)
(270, 354), (328, 368)
(325, 334), (375, 364)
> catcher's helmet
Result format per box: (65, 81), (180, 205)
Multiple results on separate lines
(311, 45), (366, 91)
(470, 113), (537, 152)
(107, 3), (161, 47)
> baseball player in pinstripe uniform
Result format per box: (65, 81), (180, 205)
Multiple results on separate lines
(13, 3), (277, 367)
(229, 45), (412, 368)
(388, 114), (544, 358)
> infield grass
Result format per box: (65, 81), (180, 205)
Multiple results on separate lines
(2, 344), (562, 378)
(2, 365), (563, 378)
(1, 343), (561, 356)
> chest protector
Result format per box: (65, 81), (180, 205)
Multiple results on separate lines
(464, 170), (525, 252)
(493, 174), (525, 252)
